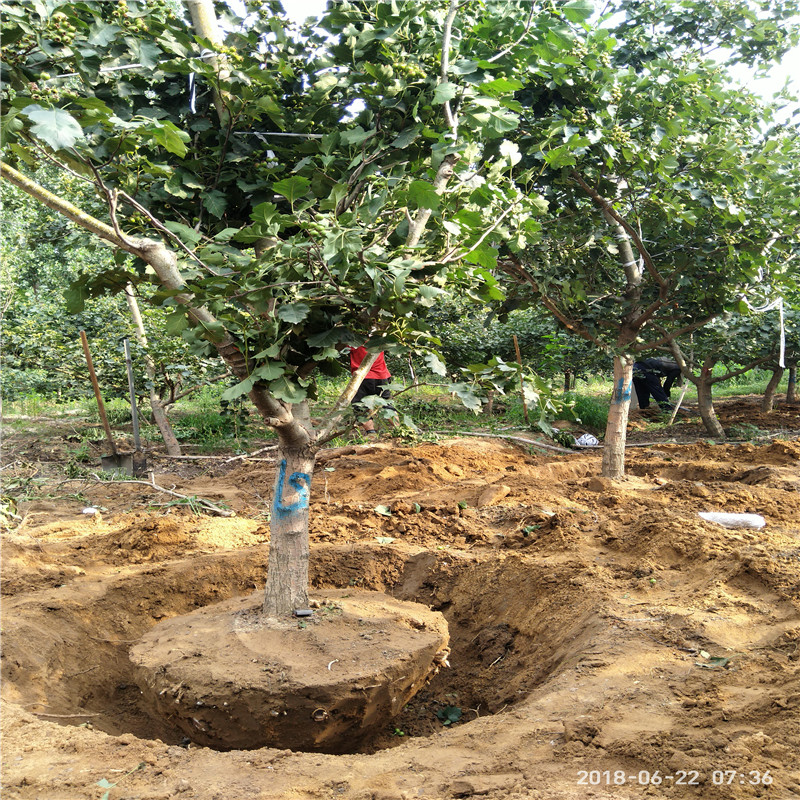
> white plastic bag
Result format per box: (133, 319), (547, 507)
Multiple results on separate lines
(698, 512), (766, 529)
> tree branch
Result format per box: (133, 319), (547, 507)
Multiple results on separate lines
(441, 200), (519, 263)
(497, 256), (606, 349)
(314, 350), (381, 444)
(117, 190), (216, 275)
(486, 3), (536, 63)
(635, 315), (717, 351)
(1, 161), (125, 248)
(709, 354), (774, 384)
(441, 0), (459, 138)
(570, 170), (669, 297)
(405, 153), (459, 248)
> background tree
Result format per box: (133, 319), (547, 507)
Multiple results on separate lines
(667, 309), (789, 435)
(493, 6), (800, 475)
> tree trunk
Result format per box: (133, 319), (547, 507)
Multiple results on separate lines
(787, 366), (797, 403)
(263, 446), (314, 616)
(563, 370), (572, 393)
(696, 360), (725, 439)
(761, 367), (783, 413)
(263, 401), (316, 616)
(601, 354), (633, 478)
(124, 287), (182, 456)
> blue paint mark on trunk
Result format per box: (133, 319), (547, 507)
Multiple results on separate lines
(613, 377), (632, 404)
(273, 459), (311, 517)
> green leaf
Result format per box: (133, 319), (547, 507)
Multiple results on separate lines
(254, 343), (282, 359)
(165, 310), (189, 335)
(202, 190), (227, 219)
(449, 382), (483, 413)
(436, 706), (462, 725)
(23, 105), (84, 150)
(466, 105), (519, 138)
(96, 779), (116, 789)
(88, 23), (123, 47)
(272, 176), (310, 205)
(251, 202), (279, 225)
(340, 125), (375, 145)
(221, 375), (256, 401)
(269, 376), (307, 404)
(391, 125), (421, 149)
(145, 119), (189, 157)
(373, 505), (392, 517)
(424, 352), (447, 376)
(307, 328), (343, 348)
(252, 363), (285, 381)
(561, 0), (594, 22)
(165, 172), (193, 199)
(131, 40), (162, 69)
(163, 221), (202, 246)
(198, 318), (227, 343)
(433, 82), (459, 104)
(64, 284), (88, 314)
(467, 242), (498, 269)
(479, 77), (524, 96)
(277, 303), (310, 324)
(407, 179), (440, 210)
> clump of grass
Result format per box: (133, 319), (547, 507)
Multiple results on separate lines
(561, 392), (609, 431)
(726, 422), (769, 441)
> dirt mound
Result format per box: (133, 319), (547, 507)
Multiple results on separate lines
(2, 421), (800, 799)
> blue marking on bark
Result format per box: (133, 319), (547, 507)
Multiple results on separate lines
(613, 377), (632, 403)
(273, 459), (311, 517)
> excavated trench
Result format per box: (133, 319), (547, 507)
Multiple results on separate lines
(1, 544), (603, 754)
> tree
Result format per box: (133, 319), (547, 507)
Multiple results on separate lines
(1, 0), (577, 614)
(493, 5), (800, 475)
(667, 312), (782, 436)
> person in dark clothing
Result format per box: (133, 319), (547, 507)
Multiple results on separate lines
(632, 357), (682, 410)
(346, 346), (396, 435)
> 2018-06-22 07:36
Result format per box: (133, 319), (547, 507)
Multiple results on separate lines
(576, 769), (773, 786)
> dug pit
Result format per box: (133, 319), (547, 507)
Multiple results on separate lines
(1, 544), (601, 754)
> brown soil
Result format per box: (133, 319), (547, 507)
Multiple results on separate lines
(2, 397), (800, 800)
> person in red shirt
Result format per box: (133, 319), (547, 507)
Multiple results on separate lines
(347, 346), (395, 436)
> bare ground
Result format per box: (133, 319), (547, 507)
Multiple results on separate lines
(2, 397), (800, 800)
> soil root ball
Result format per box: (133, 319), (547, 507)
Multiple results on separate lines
(129, 589), (449, 753)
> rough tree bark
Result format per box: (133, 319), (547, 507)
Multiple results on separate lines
(695, 357), (725, 439)
(761, 366), (784, 413)
(602, 354), (633, 478)
(787, 366), (797, 403)
(264, 401), (316, 615)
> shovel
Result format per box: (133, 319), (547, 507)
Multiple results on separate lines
(80, 330), (133, 475)
(124, 338), (147, 475)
